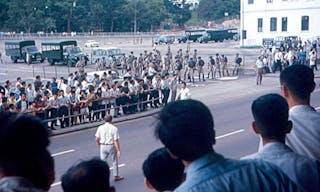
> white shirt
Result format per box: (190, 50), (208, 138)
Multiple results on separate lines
(179, 88), (191, 100)
(95, 122), (120, 145)
(243, 142), (320, 192)
(286, 105), (320, 161)
(255, 59), (264, 69)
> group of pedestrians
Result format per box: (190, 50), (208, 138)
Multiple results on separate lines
(0, 65), (319, 192)
(254, 37), (320, 85)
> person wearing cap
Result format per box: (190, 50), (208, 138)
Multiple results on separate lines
(95, 115), (124, 182)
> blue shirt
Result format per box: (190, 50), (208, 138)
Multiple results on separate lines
(243, 142), (320, 192)
(175, 151), (301, 192)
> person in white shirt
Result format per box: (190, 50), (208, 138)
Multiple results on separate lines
(243, 94), (320, 192)
(254, 56), (264, 85)
(273, 49), (283, 73)
(176, 82), (191, 100)
(280, 65), (320, 160)
(309, 48), (317, 72)
(95, 115), (123, 182)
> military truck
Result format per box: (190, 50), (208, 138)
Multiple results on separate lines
(178, 29), (206, 43)
(41, 40), (88, 67)
(5, 40), (43, 64)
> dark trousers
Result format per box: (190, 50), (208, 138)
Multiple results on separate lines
(272, 60), (282, 73)
(48, 108), (58, 128)
(161, 88), (170, 106)
(150, 89), (160, 107)
(59, 106), (69, 128)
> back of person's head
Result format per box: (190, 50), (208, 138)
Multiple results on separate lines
(155, 99), (215, 162)
(251, 94), (291, 140)
(143, 148), (184, 192)
(61, 158), (115, 192)
(280, 65), (315, 101)
(0, 113), (54, 190)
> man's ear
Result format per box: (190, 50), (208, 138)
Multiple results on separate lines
(252, 121), (260, 135)
(167, 149), (178, 159)
(280, 84), (289, 98)
(109, 186), (116, 192)
(285, 120), (293, 134)
(144, 178), (154, 190)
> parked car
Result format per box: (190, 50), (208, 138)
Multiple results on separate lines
(5, 40), (43, 64)
(154, 35), (175, 45)
(86, 70), (121, 83)
(91, 47), (124, 68)
(41, 40), (88, 67)
(84, 40), (99, 47)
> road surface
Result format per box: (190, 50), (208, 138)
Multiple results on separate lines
(49, 73), (320, 192)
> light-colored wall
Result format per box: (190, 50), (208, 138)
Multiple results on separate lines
(240, 0), (320, 47)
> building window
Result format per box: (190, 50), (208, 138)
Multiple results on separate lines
(242, 30), (247, 39)
(267, 0), (273, 3)
(270, 17), (277, 32)
(301, 16), (309, 31)
(258, 18), (263, 32)
(282, 17), (287, 32)
(248, 0), (254, 4)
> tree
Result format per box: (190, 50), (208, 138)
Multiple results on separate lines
(163, 0), (191, 27)
(197, 0), (240, 21)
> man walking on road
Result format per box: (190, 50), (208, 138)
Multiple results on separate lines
(95, 115), (124, 181)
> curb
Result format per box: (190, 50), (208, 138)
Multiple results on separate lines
(50, 108), (162, 136)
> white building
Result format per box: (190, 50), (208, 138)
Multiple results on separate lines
(240, 0), (320, 47)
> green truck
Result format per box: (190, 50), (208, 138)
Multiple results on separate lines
(41, 40), (88, 67)
(197, 28), (239, 43)
(5, 40), (43, 64)
(178, 29), (206, 43)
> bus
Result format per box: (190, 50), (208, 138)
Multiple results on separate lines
(178, 29), (206, 43)
(41, 40), (88, 66)
(197, 28), (239, 43)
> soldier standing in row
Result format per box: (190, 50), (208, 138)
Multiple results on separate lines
(187, 57), (196, 83)
(233, 53), (242, 76)
(197, 56), (205, 81)
(215, 53), (222, 78)
(207, 56), (216, 79)
(221, 54), (229, 77)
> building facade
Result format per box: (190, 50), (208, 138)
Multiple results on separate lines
(240, 0), (320, 47)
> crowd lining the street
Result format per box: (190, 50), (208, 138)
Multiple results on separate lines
(0, 46), (242, 130)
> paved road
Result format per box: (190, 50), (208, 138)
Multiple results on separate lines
(49, 73), (320, 192)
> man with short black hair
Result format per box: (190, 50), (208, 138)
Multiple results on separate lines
(280, 65), (320, 160)
(143, 147), (184, 192)
(0, 113), (55, 191)
(61, 158), (115, 192)
(155, 99), (301, 192)
(244, 94), (320, 192)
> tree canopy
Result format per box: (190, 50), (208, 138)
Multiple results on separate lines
(197, 0), (240, 21)
(0, 0), (239, 33)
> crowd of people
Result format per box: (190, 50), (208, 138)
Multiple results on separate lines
(0, 47), (242, 130)
(0, 64), (319, 192)
(254, 37), (320, 85)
